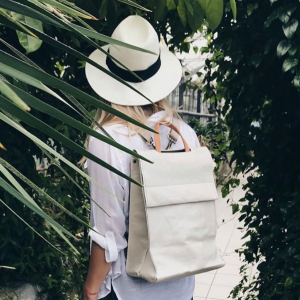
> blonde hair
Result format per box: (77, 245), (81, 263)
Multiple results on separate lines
(79, 99), (179, 165)
(95, 98), (178, 130)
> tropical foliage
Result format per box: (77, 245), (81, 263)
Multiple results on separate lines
(203, 0), (300, 299)
(0, 0), (231, 298)
(0, 1), (155, 298)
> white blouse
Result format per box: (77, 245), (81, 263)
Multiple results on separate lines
(86, 111), (200, 300)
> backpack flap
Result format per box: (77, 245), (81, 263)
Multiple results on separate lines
(137, 147), (218, 208)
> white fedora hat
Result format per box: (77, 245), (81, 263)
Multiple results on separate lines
(85, 15), (182, 106)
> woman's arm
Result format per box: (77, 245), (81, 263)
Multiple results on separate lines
(84, 136), (127, 300)
(84, 242), (112, 300)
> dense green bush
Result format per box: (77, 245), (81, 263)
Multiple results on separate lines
(203, 0), (300, 299)
(0, 23), (91, 299)
(189, 118), (231, 183)
(0, 97), (90, 299)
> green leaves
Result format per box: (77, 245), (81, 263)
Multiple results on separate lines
(158, 0), (223, 31)
(0, 51), (154, 133)
(277, 7), (290, 24)
(277, 5), (297, 24)
(0, 95), (142, 186)
(230, 0), (237, 20)
(176, 0), (206, 30)
(293, 75), (300, 88)
(177, 0), (186, 26)
(202, 1), (300, 299)
(288, 45), (297, 56)
(154, 0), (167, 22)
(187, 0), (204, 31)
(168, 0), (224, 31)
(251, 53), (263, 68)
(282, 58), (298, 73)
(198, 0), (223, 31)
(6, 83), (150, 164)
(201, 46), (209, 53)
(0, 165), (72, 255)
(167, 0), (177, 10)
(0, 175), (76, 240)
(264, 10), (278, 28)
(284, 277), (293, 288)
(247, 3), (258, 16)
(276, 8), (299, 79)
(0, 59), (71, 104)
(117, 0), (151, 11)
(282, 19), (298, 39)
(11, 13), (43, 53)
(0, 78), (30, 111)
(183, 0), (193, 16)
(0, 7), (37, 38)
(0, 0), (156, 55)
(36, 0), (97, 19)
(0, 199), (63, 255)
(231, 203), (240, 214)
(277, 40), (291, 57)
(98, 0), (107, 20)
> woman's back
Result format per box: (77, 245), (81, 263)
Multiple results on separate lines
(86, 111), (199, 300)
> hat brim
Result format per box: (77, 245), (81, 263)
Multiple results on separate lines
(85, 45), (182, 106)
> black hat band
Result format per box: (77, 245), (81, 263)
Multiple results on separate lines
(106, 50), (161, 83)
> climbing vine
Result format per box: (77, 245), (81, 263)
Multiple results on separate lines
(203, 0), (300, 299)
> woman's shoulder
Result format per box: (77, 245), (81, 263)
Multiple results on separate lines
(89, 124), (131, 159)
(176, 118), (196, 134)
(92, 124), (129, 142)
(177, 119), (200, 148)
(88, 124), (130, 173)
(177, 118), (193, 130)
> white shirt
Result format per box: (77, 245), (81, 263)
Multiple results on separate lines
(86, 111), (200, 300)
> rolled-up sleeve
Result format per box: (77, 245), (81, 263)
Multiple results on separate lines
(87, 135), (127, 263)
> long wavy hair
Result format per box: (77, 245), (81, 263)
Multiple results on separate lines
(79, 98), (179, 165)
(95, 98), (178, 129)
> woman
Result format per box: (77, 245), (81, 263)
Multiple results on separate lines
(83, 16), (200, 300)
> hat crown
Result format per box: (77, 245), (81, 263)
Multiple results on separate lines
(109, 16), (160, 71)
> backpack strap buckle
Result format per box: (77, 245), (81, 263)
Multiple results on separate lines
(146, 137), (155, 148)
(166, 132), (177, 150)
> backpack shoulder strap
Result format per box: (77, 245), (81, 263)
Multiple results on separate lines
(138, 129), (155, 149)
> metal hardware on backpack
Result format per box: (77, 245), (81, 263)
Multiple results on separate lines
(138, 118), (180, 151)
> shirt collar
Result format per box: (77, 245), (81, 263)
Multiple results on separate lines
(146, 111), (170, 125)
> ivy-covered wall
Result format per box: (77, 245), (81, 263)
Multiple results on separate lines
(204, 1), (300, 299)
